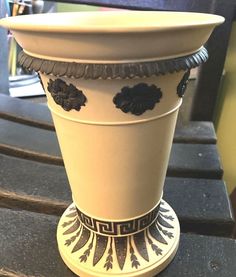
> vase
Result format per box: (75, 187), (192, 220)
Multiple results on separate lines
(0, 11), (224, 277)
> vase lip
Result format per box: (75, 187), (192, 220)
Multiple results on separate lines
(0, 11), (224, 33)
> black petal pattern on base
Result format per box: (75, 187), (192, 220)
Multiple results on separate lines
(63, 201), (175, 271)
(113, 83), (162, 115)
(93, 234), (108, 266)
(114, 237), (128, 270)
(71, 226), (91, 253)
(134, 231), (149, 261)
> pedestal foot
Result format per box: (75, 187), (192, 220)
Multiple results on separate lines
(57, 200), (180, 277)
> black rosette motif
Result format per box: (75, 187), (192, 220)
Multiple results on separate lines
(113, 83), (162, 116)
(47, 79), (87, 111)
(177, 70), (191, 98)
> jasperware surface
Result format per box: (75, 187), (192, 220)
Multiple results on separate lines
(0, 11), (224, 62)
(0, 10), (224, 277)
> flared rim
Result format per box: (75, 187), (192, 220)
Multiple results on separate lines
(0, 11), (224, 33)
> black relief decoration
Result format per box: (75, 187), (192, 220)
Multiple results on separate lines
(79, 233), (95, 263)
(104, 238), (113, 271)
(160, 214), (174, 221)
(159, 206), (170, 213)
(76, 204), (159, 236)
(129, 237), (140, 269)
(149, 222), (167, 245)
(157, 223), (174, 239)
(157, 214), (174, 229)
(65, 230), (81, 247)
(133, 231), (149, 262)
(113, 83), (162, 116)
(63, 219), (81, 235)
(114, 237), (128, 270)
(93, 234), (109, 266)
(97, 222), (115, 236)
(61, 201), (175, 271)
(72, 226), (91, 253)
(19, 48), (208, 79)
(62, 218), (76, 228)
(177, 69), (191, 97)
(47, 79), (87, 111)
(146, 230), (163, 256)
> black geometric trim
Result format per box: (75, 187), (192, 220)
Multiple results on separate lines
(62, 200), (175, 271)
(18, 48), (208, 79)
(76, 204), (160, 236)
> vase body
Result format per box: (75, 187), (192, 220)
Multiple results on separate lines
(0, 11), (224, 277)
(42, 73), (182, 220)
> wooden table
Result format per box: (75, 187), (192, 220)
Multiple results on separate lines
(0, 94), (235, 277)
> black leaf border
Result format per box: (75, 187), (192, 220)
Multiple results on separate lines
(62, 201), (175, 272)
(18, 48), (208, 80)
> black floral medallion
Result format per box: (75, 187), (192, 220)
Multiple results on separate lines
(113, 83), (162, 116)
(61, 201), (175, 272)
(47, 79), (87, 111)
(177, 69), (191, 97)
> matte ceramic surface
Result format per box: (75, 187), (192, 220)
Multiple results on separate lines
(40, 72), (182, 220)
(57, 200), (180, 277)
(0, 11), (224, 277)
(0, 11), (224, 63)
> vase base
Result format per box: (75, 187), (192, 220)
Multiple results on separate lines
(57, 200), (180, 277)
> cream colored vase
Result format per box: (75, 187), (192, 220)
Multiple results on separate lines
(0, 11), (224, 277)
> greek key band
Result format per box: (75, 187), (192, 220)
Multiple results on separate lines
(76, 204), (160, 236)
